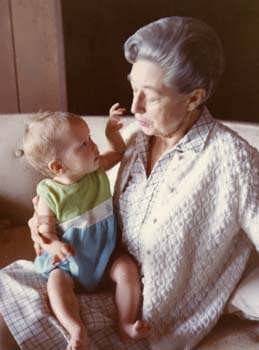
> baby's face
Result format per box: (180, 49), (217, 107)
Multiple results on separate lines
(61, 118), (100, 179)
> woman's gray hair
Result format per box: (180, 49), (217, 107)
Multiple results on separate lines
(124, 16), (225, 102)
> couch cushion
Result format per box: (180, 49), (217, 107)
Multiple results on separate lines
(222, 120), (259, 149)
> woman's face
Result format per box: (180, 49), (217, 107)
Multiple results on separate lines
(129, 59), (191, 138)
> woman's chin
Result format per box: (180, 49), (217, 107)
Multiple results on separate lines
(139, 124), (153, 135)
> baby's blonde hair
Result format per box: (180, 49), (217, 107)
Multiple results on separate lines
(23, 111), (78, 177)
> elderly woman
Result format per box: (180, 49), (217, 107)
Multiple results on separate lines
(0, 16), (258, 350)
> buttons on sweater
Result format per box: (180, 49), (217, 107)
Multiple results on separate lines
(174, 152), (184, 162)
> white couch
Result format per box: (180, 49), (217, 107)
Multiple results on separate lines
(0, 114), (259, 349)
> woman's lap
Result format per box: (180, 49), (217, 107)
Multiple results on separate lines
(0, 260), (149, 350)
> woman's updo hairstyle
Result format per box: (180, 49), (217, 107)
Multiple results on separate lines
(124, 16), (225, 102)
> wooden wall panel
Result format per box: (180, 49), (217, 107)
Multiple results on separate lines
(10, 0), (67, 112)
(62, 0), (259, 122)
(0, 0), (19, 112)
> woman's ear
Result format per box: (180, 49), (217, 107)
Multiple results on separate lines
(187, 88), (206, 111)
(48, 159), (64, 175)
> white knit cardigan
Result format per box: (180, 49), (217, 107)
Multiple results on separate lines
(114, 113), (259, 350)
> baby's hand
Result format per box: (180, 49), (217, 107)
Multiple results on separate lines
(105, 103), (126, 137)
(46, 241), (75, 265)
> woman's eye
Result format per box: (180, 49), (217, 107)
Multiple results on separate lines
(148, 96), (159, 102)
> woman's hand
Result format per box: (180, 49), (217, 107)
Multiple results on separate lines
(45, 240), (75, 264)
(28, 212), (43, 256)
(28, 196), (75, 261)
(28, 195), (56, 255)
(28, 196), (46, 255)
(29, 212), (75, 263)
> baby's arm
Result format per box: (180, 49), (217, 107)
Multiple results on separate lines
(36, 196), (74, 262)
(99, 103), (126, 171)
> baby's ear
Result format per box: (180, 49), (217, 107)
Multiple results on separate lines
(48, 159), (64, 175)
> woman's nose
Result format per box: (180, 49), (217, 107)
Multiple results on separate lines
(131, 92), (145, 114)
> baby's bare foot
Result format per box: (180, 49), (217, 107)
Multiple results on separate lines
(66, 327), (90, 350)
(120, 320), (150, 340)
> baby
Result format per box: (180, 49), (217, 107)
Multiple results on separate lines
(23, 104), (149, 350)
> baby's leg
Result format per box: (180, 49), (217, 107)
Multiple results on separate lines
(47, 269), (89, 350)
(110, 255), (150, 340)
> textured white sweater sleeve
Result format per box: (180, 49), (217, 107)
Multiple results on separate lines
(239, 146), (259, 249)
